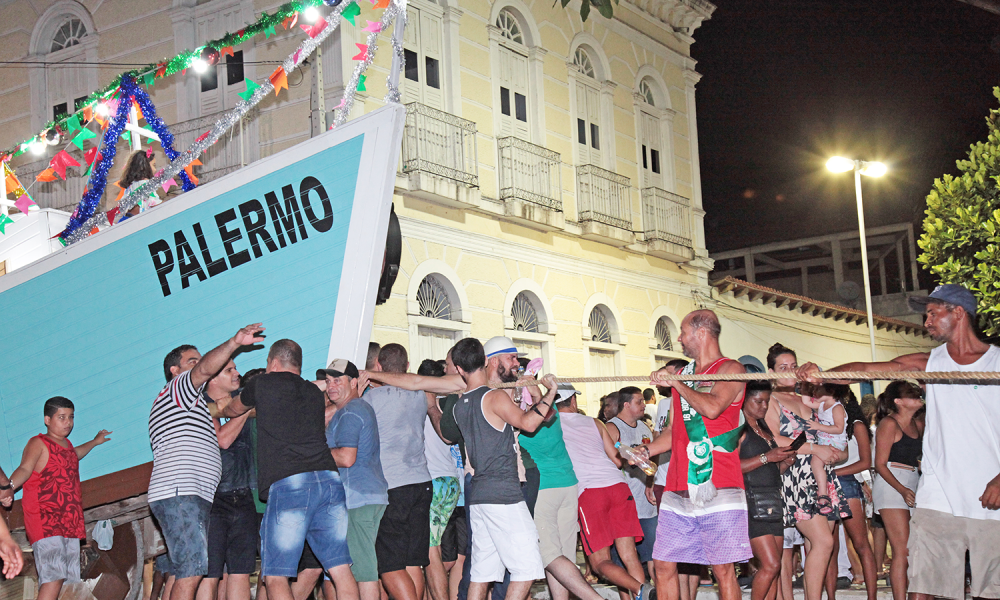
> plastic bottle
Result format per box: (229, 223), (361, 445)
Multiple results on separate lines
(616, 442), (657, 477)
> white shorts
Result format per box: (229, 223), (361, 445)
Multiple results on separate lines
(469, 502), (545, 583)
(783, 526), (804, 549)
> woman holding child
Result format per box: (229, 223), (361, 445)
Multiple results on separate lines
(763, 343), (849, 600)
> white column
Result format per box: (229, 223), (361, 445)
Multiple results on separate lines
(683, 69), (707, 257)
(442, 6), (464, 115)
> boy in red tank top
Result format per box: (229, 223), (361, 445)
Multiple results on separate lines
(5, 397), (110, 600)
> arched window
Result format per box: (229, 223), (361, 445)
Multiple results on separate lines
(589, 307), (612, 343)
(496, 9), (523, 44)
(654, 317), (673, 351)
(50, 18), (87, 52)
(574, 48), (595, 79)
(639, 79), (656, 107)
(511, 292), (539, 333)
(416, 275), (453, 320)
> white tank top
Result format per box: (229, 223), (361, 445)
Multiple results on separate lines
(609, 417), (657, 518)
(559, 412), (626, 495)
(918, 344), (1000, 520)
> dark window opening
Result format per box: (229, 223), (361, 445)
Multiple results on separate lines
(578, 119), (587, 145)
(590, 123), (599, 150)
(53, 102), (68, 121)
(74, 96), (88, 112)
(201, 65), (218, 92)
(651, 149), (661, 174)
(226, 51), (245, 86)
(500, 87), (511, 116)
(642, 145), (648, 169)
(404, 49), (419, 82)
(425, 57), (440, 89)
(514, 92), (527, 122)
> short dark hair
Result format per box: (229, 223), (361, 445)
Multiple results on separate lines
(452, 338), (485, 374)
(664, 358), (689, 371)
(745, 380), (772, 397)
(164, 344), (197, 382)
(268, 339), (302, 369)
(688, 310), (721, 339)
(378, 343), (408, 373)
(44, 396), (74, 417)
(619, 386), (643, 401)
(603, 391), (624, 419)
(417, 359), (445, 377)
(643, 388), (654, 402)
(366, 342), (382, 370)
(241, 368), (265, 387)
(766, 343), (796, 370)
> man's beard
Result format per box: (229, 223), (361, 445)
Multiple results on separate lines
(680, 341), (696, 359)
(497, 363), (519, 383)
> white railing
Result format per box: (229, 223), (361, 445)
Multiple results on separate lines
(401, 103), (478, 187)
(173, 106), (260, 185)
(642, 187), (692, 246)
(576, 164), (631, 230)
(497, 137), (562, 210)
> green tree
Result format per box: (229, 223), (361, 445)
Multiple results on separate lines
(558, 0), (618, 21)
(919, 87), (1000, 335)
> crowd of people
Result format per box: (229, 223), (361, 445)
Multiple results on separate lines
(0, 283), (997, 600)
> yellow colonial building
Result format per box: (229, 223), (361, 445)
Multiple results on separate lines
(0, 0), (936, 414)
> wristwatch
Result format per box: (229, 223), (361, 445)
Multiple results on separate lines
(759, 453), (768, 465)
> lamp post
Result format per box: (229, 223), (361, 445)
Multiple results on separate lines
(826, 156), (887, 363)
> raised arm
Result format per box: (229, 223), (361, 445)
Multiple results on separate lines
(364, 370), (465, 395)
(797, 352), (930, 384)
(653, 359), (745, 420)
(486, 375), (558, 433)
(217, 411), (252, 449)
(190, 324), (265, 389)
(75, 430), (112, 459)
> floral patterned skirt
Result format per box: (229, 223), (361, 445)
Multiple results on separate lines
(782, 456), (852, 527)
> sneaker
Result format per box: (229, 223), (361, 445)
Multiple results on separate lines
(635, 583), (653, 600)
(836, 576), (851, 590)
(792, 577), (804, 589)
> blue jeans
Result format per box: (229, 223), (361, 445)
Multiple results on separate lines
(150, 495), (212, 579)
(260, 471), (351, 577)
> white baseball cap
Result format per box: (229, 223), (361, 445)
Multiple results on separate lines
(483, 336), (526, 358)
(555, 383), (579, 403)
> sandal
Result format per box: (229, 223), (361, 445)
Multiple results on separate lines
(816, 494), (834, 515)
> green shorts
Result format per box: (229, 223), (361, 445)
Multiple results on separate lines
(430, 476), (461, 547)
(347, 504), (386, 582)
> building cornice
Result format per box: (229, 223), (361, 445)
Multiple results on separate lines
(620, 0), (716, 36)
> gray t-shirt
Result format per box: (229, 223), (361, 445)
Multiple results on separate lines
(363, 385), (432, 489)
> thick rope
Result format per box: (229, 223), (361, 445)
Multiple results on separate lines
(493, 371), (1000, 389)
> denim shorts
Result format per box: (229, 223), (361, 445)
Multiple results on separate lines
(260, 470), (351, 577)
(150, 495), (212, 579)
(837, 475), (863, 500)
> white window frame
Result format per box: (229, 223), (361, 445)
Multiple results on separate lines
(488, 3), (545, 145)
(633, 73), (677, 192)
(568, 40), (615, 171)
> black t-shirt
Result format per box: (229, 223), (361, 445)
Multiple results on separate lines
(241, 371), (337, 499)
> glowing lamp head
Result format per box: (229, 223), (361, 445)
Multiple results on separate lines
(192, 58), (209, 74)
(95, 102), (110, 118)
(28, 138), (46, 155)
(826, 156), (855, 173)
(859, 161), (887, 178)
(303, 6), (321, 21)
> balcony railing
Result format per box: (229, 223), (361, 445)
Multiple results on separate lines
(173, 106), (260, 185)
(498, 137), (561, 210)
(642, 187), (692, 246)
(401, 103), (478, 187)
(576, 165), (631, 230)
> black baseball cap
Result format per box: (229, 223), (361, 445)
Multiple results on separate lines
(908, 284), (977, 317)
(317, 358), (359, 380)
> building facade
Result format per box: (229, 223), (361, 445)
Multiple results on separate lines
(0, 0), (936, 416)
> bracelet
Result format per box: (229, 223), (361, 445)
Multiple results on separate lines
(759, 453), (768, 465)
(0, 482), (11, 491)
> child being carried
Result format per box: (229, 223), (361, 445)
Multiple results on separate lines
(802, 384), (847, 515)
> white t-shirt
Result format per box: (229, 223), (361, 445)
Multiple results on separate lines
(424, 415), (461, 480)
(917, 344), (1000, 520)
(653, 399), (671, 487)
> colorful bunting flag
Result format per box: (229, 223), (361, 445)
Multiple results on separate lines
(156, 63), (167, 77)
(283, 14), (298, 30)
(352, 43), (368, 61)
(264, 23), (277, 38)
(270, 67), (289, 96)
(342, 3), (362, 25)
(106, 207), (119, 225)
(358, 74), (367, 92)
(161, 178), (177, 193)
(0, 214), (13, 234)
(362, 19), (382, 32)
(5, 174), (21, 195)
(71, 127), (97, 151)
(36, 168), (57, 182)
(66, 114), (82, 133)
(221, 47), (234, 58)
(14, 195), (36, 215)
(238, 79), (261, 102)
(50, 150), (80, 180)
(184, 165), (200, 186)
(300, 17), (327, 38)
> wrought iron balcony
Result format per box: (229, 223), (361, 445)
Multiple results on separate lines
(497, 136), (562, 210)
(174, 106), (260, 184)
(642, 187), (694, 261)
(401, 103), (478, 187)
(576, 164), (631, 230)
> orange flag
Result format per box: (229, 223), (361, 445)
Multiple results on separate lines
(5, 174), (21, 193)
(35, 169), (57, 183)
(184, 165), (200, 186)
(270, 67), (288, 96)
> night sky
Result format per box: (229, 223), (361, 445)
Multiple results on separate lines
(693, 0), (1000, 254)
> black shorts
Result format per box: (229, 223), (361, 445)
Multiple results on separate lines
(298, 542), (322, 572)
(441, 506), (468, 563)
(207, 489), (259, 578)
(376, 481), (433, 573)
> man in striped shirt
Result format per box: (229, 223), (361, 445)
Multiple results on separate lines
(148, 324), (265, 600)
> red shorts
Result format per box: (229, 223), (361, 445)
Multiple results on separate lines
(577, 482), (644, 555)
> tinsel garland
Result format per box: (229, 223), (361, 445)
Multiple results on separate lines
(1, 0), (326, 159)
(335, 0), (406, 125)
(59, 75), (194, 240)
(64, 0), (373, 243)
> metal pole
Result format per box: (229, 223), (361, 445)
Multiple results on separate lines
(855, 163), (878, 363)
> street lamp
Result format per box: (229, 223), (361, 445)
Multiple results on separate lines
(826, 156), (887, 363)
